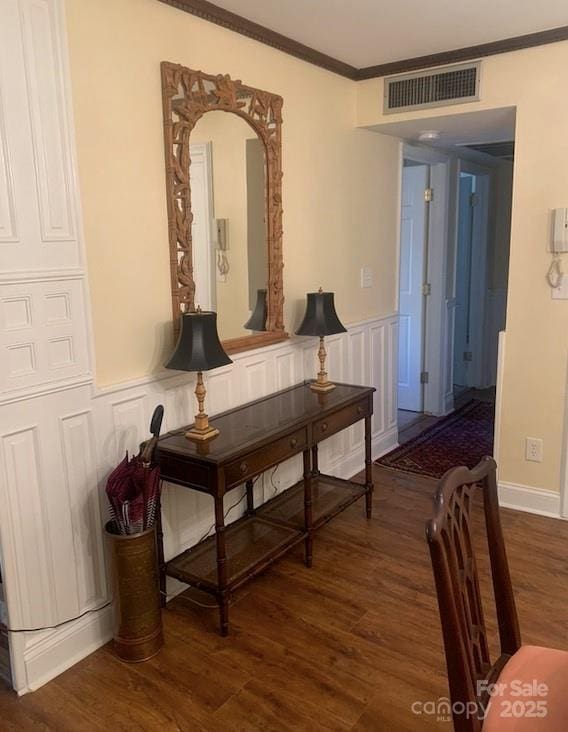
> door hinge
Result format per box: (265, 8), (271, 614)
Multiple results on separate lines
(422, 283), (432, 296)
(470, 192), (479, 207)
(463, 351), (473, 362)
(420, 371), (429, 384)
(424, 187), (434, 202)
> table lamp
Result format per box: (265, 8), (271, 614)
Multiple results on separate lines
(165, 308), (232, 441)
(296, 288), (346, 393)
(243, 289), (267, 331)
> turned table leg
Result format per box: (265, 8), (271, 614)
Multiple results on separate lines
(311, 444), (319, 478)
(214, 494), (229, 636)
(303, 449), (313, 568)
(365, 415), (373, 519)
(246, 478), (255, 516)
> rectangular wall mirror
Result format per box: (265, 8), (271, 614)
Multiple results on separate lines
(161, 63), (288, 353)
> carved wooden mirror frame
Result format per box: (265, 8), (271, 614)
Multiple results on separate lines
(161, 62), (287, 353)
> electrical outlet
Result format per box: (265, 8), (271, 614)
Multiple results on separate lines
(525, 437), (543, 463)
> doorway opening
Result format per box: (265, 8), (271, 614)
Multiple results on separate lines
(393, 129), (514, 467)
(453, 166), (491, 402)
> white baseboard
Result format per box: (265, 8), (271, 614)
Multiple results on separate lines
(373, 427), (399, 460)
(17, 605), (113, 695)
(498, 481), (564, 520)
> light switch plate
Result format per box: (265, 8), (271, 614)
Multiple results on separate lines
(360, 266), (373, 288)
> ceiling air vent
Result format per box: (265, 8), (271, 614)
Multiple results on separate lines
(384, 62), (480, 114)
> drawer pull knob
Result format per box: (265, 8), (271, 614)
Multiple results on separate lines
(321, 422), (328, 433)
(290, 438), (298, 448)
(357, 406), (363, 415)
(240, 462), (248, 474)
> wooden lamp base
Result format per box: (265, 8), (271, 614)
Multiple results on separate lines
(185, 371), (219, 442)
(309, 336), (336, 393)
(185, 422), (219, 442)
(309, 379), (336, 393)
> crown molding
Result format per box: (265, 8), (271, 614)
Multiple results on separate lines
(357, 25), (568, 79)
(157, 0), (358, 79)
(158, 1), (568, 81)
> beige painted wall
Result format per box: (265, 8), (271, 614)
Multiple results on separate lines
(358, 43), (568, 495)
(65, 0), (400, 386)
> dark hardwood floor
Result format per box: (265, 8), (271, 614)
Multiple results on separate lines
(1, 465), (567, 731)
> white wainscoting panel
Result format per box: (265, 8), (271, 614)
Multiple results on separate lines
(59, 409), (106, 611)
(0, 424), (55, 629)
(0, 87), (18, 243)
(0, 0), (81, 273)
(0, 277), (89, 394)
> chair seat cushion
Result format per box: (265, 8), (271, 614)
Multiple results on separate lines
(484, 645), (568, 730)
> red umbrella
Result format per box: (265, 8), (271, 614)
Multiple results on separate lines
(106, 406), (164, 535)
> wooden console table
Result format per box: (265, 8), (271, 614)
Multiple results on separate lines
(154, 381), (375, 635)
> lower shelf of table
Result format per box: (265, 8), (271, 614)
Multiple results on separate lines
(257, 473), (367, 530)
(166, 516), (304, 593)
(165, 474), (368, 594)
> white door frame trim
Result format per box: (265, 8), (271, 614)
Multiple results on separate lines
(396, 142), (451, 418)
(453, 158), (492, 390)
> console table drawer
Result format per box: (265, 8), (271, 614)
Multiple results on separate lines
(224, 427), (308, 487)
(313, 398), (371, 441)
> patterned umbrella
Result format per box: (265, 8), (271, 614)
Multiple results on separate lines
(106, 405), (164, 535)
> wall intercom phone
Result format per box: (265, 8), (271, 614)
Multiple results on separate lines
(551, 208), (568, 253)
(547, 208), (568, 291)
(214, 218), (229, 282)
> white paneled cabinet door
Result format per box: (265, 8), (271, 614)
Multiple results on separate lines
(398, 165), (428, 412)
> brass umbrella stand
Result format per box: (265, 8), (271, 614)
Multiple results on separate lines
(104, 405), (164, 662)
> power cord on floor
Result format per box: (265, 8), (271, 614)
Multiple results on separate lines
(195, 474), (261, 543)
(2, 601), (112, 634)
(160, 589), (219, 609)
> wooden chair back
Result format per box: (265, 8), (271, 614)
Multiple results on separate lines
(426, 457), (521, 731)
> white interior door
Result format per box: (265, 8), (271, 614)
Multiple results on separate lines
(398, 164), (429, 412)
(189, 142), (216, 310)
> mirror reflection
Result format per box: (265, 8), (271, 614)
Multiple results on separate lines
(189, 111), (268, 342)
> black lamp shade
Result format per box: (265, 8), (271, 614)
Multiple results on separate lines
(165, 311), (232, 372)
(295, 291), (347, 337)
(244, 289), (267, 331)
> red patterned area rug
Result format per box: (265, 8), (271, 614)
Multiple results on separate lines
(376, 400), (494, 479)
